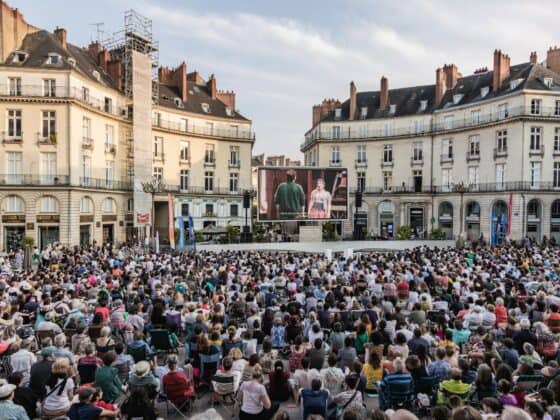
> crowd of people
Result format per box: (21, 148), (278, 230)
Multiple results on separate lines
(0, 242), (559, 420)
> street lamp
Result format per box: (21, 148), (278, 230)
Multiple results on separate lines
(141, 178), (161, 244)
(453, 181), (467, 248)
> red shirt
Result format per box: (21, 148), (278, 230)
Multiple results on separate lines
(94, 307), (110, 322)
(163, 370), (195, 402)
(494, 305), (507, 325)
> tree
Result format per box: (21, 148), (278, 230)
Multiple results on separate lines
(396, 225), (411, 240)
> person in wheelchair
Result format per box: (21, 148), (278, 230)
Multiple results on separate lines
(378, 358), (413, 410)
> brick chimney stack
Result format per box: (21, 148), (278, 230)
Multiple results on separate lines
(443, 64), (460, 89)
(217, 90), (236, 110)
(349, 81), (357, 120)
(158, 62), (188, 102)
(380, 76), (389, 108)
(98, 50), (110, 72)
(493, 49), (511, 91)
(207, 74), (217, 99)
(547, 46), (560, 75)
(54, 27), (67, 49)
(435, 67), (446, 107)
(312, 104), (322, 126)
(530, 51), (538, 64)
(313, 98), (341, 126)
(88, 41), (102, 61)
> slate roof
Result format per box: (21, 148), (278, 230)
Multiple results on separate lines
(319, 62), (560, 123)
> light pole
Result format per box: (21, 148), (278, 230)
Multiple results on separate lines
(453, 182), (467, 248)
(141, 177), (160, 246)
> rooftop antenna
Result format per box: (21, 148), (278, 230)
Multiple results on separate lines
(90, 22), (105, 41)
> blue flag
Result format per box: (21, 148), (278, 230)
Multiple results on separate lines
(178, 216), (185, 250)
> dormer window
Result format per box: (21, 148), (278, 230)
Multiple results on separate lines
(225, 107), (234, 117)
(452, 94), (463, 105)
(67, 57), (76, 67)
(334, 108), (342, 119)
(47, 53), (61, 65)
(419, 100), (428, 111)
(360, 107), (368, 119)
(480, 86), (490, 98)
(389, 104), (396, 114)
(544, 77), (554, 88)
(92, 70), (100, 81)
(174, 97), (184, 108)
(193, 85), (200, 93)
(509, 78), (523, 90)
(12, 51), (27, 64)
(201, 103), (210, 113)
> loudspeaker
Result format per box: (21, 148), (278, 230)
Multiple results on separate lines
(355, 191), (362, 208)
(243, 191), (251, 209)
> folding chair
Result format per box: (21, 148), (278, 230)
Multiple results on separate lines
(414, 376), (440, 405)
(77, 363), (97, 385)
(379, 378), (415, 410)
(127, 345), (148, 363)
(150, 329), (176, 354)
(198, 352), (221, 392)
(516, 374), (545, 393)
(211, 374), (238, 418)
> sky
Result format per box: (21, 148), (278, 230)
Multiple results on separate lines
(10, 0), (560, 158)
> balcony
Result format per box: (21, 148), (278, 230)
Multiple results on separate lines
(126, 148), (134, 159)
(104, 144), (117, 154)
(204, 159), (216, 167)
(355, 159), (367, 168)
(153, 153), (165, 162)
(329, 160), (342, 167)
(37, 132), (57, 146)
(79, 177), (132, 190)
(2, 131), (23, 144)
(152, 183), (252, 195)
(410, 156), (424, 165)
(228, 160), (240, 168)
(0, 174), (69, 186)
(82, 137), (94, 149)
(493, 147), (508, 159)
(380, 159), (394, 168)
(466, 151), (481, 162)
(179, 155), (191, 165)
(440, 154), (454, 164)
(529, 145), (545, 157)
(554, 148), (560, 157)
(152, 117), (255, 141)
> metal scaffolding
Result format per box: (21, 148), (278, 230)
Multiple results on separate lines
(102, 10), (159, 103)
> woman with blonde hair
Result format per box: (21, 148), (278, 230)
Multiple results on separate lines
(95, 325), (115, 358)
(230, 347), (247, 374)
(42, 358), (74, 418)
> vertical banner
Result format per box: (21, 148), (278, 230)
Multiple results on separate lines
(177, 216), (185, 250)
(188, 214), (195, 250)
(507, 193), (512, 236)
(168, 193), (175, 249)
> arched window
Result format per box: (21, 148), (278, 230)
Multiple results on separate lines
(39, 196), (58, 213)
(4, 195), (24, 213)
(102, 198), (116, 213)
(80, 196), (94, 213)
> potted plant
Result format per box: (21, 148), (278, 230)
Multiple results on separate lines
(49, 133), (57, 143)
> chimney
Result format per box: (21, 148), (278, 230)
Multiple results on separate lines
(349, 81), (357, 120)
(107, 60), (122, 91)
(217, 90), (236, 110)
(435, 67), (446, 107)
(547, 46), (560, 75)
(530, 51), (538, 65)
(380, 76), (389, 108)
(176, 62), (187, 103)
(312, 104), (322, 126)
(207, 74), (217, 99)
(492, 49), (511, 91)
(98, 50), (110, 72)
(88, 41), (102, 62)
(443, 64), (460, 89)
(54, 27), (67, 49)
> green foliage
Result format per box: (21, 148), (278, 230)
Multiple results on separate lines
(226, 225), (240, 243)
(21, 236), (34, 248)
(322, 222), (336, 241)
(430, 228), (446, 240)
(396, 225), (411, 240)
(194, 231), (203, 242)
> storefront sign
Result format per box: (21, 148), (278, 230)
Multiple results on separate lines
(102, 214), (117, 222)
(124, 213), (133, 221)
(80, 215), (94, 223)
(36, 214), (60, 223)
(26, 223), (34, 230)
(2, 214), (25, 223)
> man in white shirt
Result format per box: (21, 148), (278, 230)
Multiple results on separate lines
(9, 341), (36, 386)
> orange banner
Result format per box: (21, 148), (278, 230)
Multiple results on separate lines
(168, 193), (175, 249)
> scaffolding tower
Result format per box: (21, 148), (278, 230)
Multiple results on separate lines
(102, 10), (159, 103)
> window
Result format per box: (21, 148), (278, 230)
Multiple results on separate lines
(5, 196), (23, 213)
(468, 135), (480, 156)
(105, 160), (114, 187)
(230, 125), (239, 137)
(40, 152), (56, 184)
(102, 198), (115, 213)
(443, 115), (453, 130)
(181, 203), (189, 216)
(8, 77), (21, 96)
(82, 117), (91, 141)
(413, 142), (423, 162)
(357, 171), (366, 192)
(154, 136), (163, 158)
(205, 122), (214, 135)
(468, 166), (479, 186)
(383, 171), (392, 191)
(360, 107), (368, 119)
(530, 127), (542, 150)
(230, 146), (240, 166)
(480, 86), (489, 98)
(555, 128), (560, 153)
(544, 78), (554, 88)
(442, 139), (453, 160)
(471, 110), (480, 125)
(335, 108), (342, 119)
(82, 87), (90, 102)
(496, 163), (506, 188)
(82, 155), (91, 180)
(331, 146), (340, 164)
(554, 162), (560, 188)
(104, 97), (112, 113)
(201, 103), (210, 113)
(497, 130), (508, 153)
(42, 111), (56, 139)
(174, 97), (184, 108)
(47, 53), (60, 65)
(204, 171), (214, 192)
(153, 167), (163, 182)
(43, 79), (56, 97)
(204, 144), (215, 164)
(40, 196), (58, 213)
(531, 99), (542, 115)
(80, 197), (92, 213)
(383, 144), (393, 163)
(154, 112), (161, 126)
(180, 141), (190, 161)
(356, 145), (366, 163)
(127, 198), (133, 212)
(180, 118), (188, 132)
(452, 94), (463, 105)
(229, 173), (239, 193)
(389, 104), (396, 114)
(383, 123), (393, 136)
(498, 103), (509, 119)
(180, 170), (189, 190)
(332, 126), (341, 139)
(230, 204), (239, 217)
(7, 109), (22, 139)
(556, 100), (560, 116)
(530, 161), (541, 187)
(420, 100), (428, 111)
(205, 203), (214, 216)
(105, 125), (114, 148)
(442, 168), (452, 191)
(413, 120), (424, 134)
(6, 152), (22, 183)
